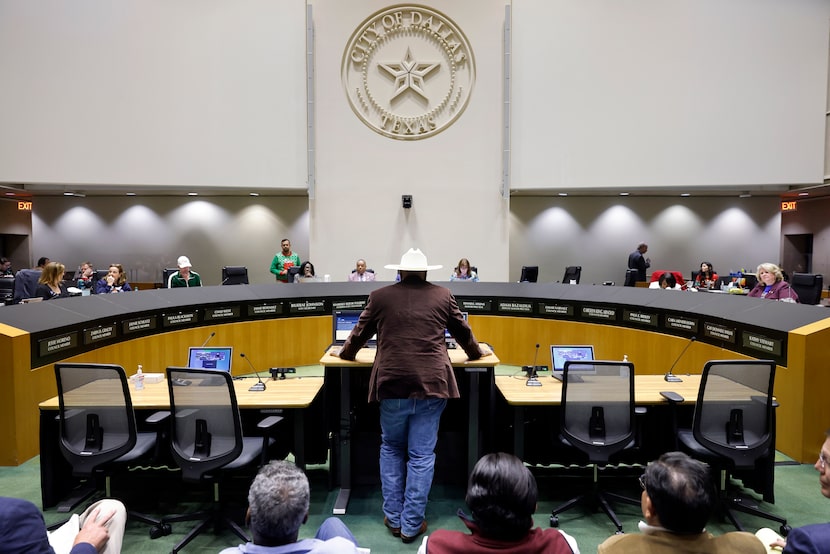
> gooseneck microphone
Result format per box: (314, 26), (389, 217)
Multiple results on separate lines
(200, 331), (216, 348)
(665, 336), (696, 383)
(240, 353), (267, 392)
(525, 343), (542, 387)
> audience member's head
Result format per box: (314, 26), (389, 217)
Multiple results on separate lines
(36, 257), (50, 269)
(658, 273), (677, 289)
(465, 452), (536, 541)
(640, 451), (713, 534)
(0, 257), (11, 272)
(755, 262), (784, 284)
(247, 461), (309, 546)
(817, 428), (830, 499)
(38, 262), (66, 286)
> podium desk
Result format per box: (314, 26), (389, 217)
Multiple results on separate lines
(38, 375), (324, 508)
(320, 346), (499, 515)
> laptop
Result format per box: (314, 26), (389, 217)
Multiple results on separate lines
(444, 312), (469, 349)
(187, 346), (233, 372)
(550, 345), (595, 381)
(332, 309), (376, 347)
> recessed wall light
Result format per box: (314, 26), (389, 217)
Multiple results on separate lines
(5, 192), (15, 196)
(680, 193), (691, 197)
(64, 192), (74, 196)
(249, 192), (260, 197)
(619, 192), (630, 196)
(187, 192), (198, 196)
(798, 192), (809, 196)
(126, 192), (136, 196)
(558, 192), (568, 197)
(739, 192), (751, 198)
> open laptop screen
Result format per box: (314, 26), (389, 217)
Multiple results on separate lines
(332, 310), (376, 346)
(550, 345), (595, 378)
(187, 346), (233, 372)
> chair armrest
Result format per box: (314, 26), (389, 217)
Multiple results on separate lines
(258, 415), (284, 430)
(660, 391), (684, 403)
(145, 411), (170, 424)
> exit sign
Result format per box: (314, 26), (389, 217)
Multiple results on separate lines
(17, 201), (32, 211)
(781, 201), (797, 212)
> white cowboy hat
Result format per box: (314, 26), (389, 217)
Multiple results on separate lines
(384, 248), (442, 271)
(177, 256), (192, 268)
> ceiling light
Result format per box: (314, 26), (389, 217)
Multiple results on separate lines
(798, 192), (809, 196)
(187, 192), (198, 196)
(680, 193), (691, 197)
(619, 192), (629, 196)
(5, 192), (15, 196)
(558, 192), (568, 197)
(739, 192), (751, 198)
(249, 192), (260, 197)
(126, 192), (136, 196)
(64, 191), (74, 196)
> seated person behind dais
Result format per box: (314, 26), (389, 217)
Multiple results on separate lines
(649, 273), (682, 290)
(36, 262), (70, 300)
(169, 256), (202, 288)
(693, 261), (718, 289)
(297, 261), (317, 282)
(348, 259), (375, 282)
(418, 452), (579, 553)
(450, 258), (479, 282)
(95, 264), (132, 294)
(747, 262), (799, 302)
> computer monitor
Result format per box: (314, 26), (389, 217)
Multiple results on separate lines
(332, 309), (376, 346)
(187, 346), (233, 372)
(550, 345), (595, 380)
(444, 312), (469, 347)
(519, 266), (539, 283)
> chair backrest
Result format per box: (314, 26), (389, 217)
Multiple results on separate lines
(623, 269), (638, 287)
(286, 266), (302, 283)
(562, 266), (582, 284)
(692, 360), (776, 469)
(691, 270), (701, 284)
(162, 268), (178, 288)
(790, 273), (823, 305)
(54, 363), (137, 477)
(12, 269), (41, 303)
(166, 367), (244, 482)
(221, 266), (249, 285)
(0, 276), (14, 304)
(519, 266), (538, 283)
(560, 360), (635, 463)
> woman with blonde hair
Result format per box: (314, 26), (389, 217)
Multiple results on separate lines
(35, 261), (69, 300)
(747, 263), (799, 302)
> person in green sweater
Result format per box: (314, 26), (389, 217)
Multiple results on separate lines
(169, 256), (202, 288)
(270, 239), (301, 283)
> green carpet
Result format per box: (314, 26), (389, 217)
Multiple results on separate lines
(0, 456), (824, 553)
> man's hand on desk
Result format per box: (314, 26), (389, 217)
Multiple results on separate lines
(329, 347), (341, 358)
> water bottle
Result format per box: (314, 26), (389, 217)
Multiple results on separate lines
(135, 365), (145, 391)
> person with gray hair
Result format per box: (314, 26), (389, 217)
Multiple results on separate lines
(219, 460), (361, 554)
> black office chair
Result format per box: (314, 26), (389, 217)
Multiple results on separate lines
(549, 360), (640, 533)
(562, 266), (582, 284)
(790, 273), (823, 305)
(623, 269), (638, 287)
(160, 367), (283, 554)
(675, 360), (789, 535)
(286, 265), (302, 283)
(53, 363), (169, 532)
(0, 276), (14, 305)
(519, 265), (539, 283)
(162, 267), (178, 288)
(221, 266), (249, 285)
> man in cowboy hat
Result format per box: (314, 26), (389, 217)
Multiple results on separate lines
(333, 248), (491, 544)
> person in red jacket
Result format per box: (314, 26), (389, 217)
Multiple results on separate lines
(418, 452), (579, 553)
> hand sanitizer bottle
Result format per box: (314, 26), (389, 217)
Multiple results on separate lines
(623, 355), (629, 363)
(135, 365), (145, 390)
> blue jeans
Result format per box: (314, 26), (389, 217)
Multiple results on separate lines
(315, 516), (358, 546)
(379, 397), (447, 537)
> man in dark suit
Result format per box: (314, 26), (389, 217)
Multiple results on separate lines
(767, 429), (830, 553)
(333, 248), (491, 545)
(627, 242), (651, 282)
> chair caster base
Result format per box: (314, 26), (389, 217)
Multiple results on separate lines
(150, 523), (172, 539)
(550, 515), (559, 528)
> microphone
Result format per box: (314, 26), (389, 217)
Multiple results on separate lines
(200, 331), (216, 347)
(524, 343), (542, 387)
(240, 353), (267, 392)
(665, 336), (696, 382)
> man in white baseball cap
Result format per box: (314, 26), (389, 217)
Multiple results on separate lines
(333, 248), (491, 544)
(168, 255), (202, 288)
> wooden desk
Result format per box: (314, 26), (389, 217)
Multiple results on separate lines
(497, 374), (701, 459)
(38, 375), (324, 508)
(320, 346), (499, 515)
